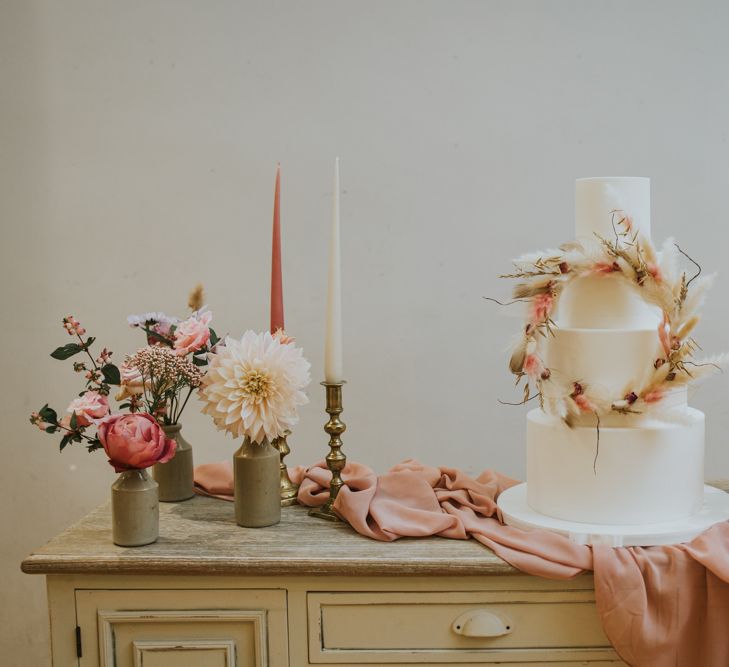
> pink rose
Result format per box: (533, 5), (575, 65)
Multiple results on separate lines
(97, 413), (176, 473)
(174, 310), (212, 356)
(67, 391), (110, 427)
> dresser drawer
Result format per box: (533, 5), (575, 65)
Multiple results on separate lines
(308, 590), (620, 664)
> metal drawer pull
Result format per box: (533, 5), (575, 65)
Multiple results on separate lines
(451, 609), (513, 637)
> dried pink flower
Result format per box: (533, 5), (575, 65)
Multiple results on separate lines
(530, 293), (554, 326)
(646, 262), (662, 282)
(643, 389), (665, 404)
(523, 353), (545, 381)
(593, 261), (620, 275)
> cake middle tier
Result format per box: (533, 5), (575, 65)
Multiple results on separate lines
(544, 325), (661, 399)
(526, 408), (705, 525)
(557, 275), (663, 329)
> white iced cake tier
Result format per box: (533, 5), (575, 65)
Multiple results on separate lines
(524, 177), (707, 527)
(558, 177), (661, 330)
(526, 406), (705, 524)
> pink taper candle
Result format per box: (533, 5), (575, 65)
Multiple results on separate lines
(270, 164), (284, 334)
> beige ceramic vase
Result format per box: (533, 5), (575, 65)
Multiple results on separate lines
(154, 424), (194, 502)
(111, 469), (159, 547)
(234, 437), (281, 528)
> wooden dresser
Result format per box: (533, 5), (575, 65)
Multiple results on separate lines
(22, 496), (625, 666)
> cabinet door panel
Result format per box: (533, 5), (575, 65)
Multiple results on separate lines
(133, 639), (234, 667)
(75, 588), (287, 667)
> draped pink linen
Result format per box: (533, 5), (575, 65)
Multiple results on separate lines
(194, 459), (729, 666)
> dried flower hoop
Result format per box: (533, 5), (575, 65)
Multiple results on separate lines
(498, 211), (725, 427)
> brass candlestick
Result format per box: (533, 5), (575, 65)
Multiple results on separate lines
(309, 381), (347, 522)
(272, 430), (299, 506)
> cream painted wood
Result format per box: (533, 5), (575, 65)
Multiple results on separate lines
(132, 639), (235, 667)
(42, 573), (625, 666)
(75, 588), (286, 667)
(308, 590), (615, 663)
(35, 493), (729, 665)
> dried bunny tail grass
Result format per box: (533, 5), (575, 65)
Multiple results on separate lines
(513, 279), (554, 299)
(639, 279), (675, 313)
(508, 337), (528, 375)
(675, 316), (700, 341)
(658, 238), (681, 284)
(681, 274), (715, 318)
(187, 284), (205, 312)
(511, 249), (565, 268)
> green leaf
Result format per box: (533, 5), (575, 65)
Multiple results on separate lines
(84, 336), (95, 349)
(192, 354), (206, 367)
(59, 434), (72, 451)
(143, 326), (173, 346)
(101, 363), (121, 385)
(50, 343), (83, 360)
(39, 404), (58, 424)
(118, 402), (130, 410)
(70, 412), (78, 430)
(87, 439), (103, 453)
(45, 425), (58, 434)
(209, 328), (220, 347)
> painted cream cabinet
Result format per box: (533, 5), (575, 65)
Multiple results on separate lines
(23, 497), (626, 666)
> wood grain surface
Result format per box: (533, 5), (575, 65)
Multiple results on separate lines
(23, 482), (729, 577)
(21, 496), (518, 576)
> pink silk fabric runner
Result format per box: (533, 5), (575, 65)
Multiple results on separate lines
(194, 459), (729, 666)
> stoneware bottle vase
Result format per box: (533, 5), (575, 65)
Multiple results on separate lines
(111, 469), (159, 547)
(234, 437), (281, 528)
(154, 424), (194, 502)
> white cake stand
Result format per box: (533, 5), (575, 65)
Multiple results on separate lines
(498, 483), (729, 547)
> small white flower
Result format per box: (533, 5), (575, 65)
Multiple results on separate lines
(127, 312), (178, 328)
(199, 331), (311, 444)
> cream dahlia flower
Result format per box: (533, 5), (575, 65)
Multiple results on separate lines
(199, 330), (311, 444)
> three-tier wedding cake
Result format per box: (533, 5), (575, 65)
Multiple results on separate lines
(497, 177), (729, 546)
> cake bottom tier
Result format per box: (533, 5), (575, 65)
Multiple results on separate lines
(526, 408), (705, 525)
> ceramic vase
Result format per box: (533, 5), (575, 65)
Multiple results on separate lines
(234, 437), (281, 528)
(154, 424), (194, 502)
(111, 469), (159, 547)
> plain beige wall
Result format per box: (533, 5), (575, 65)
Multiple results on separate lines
(3, 0), (729, 662)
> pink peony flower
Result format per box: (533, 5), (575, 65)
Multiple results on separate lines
(67, 391), (110, 427)
(97, 413), (176, 473)
(530, 293), (554, 326)
(174, 310), (212, 356)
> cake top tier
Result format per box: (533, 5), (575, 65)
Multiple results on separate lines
(575, 177), (650, 240)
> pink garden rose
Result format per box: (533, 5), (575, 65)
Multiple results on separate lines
(97, 413), (176, 472)
(174, 310), (212, 356)
(67, 391), (110, 427)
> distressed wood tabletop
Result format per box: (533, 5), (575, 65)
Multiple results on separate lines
(21, 495), (519, 577)
(23, 482), (729, 577)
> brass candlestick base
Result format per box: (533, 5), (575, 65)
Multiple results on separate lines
(272, 430), (299, 506)
(309, 381), (347, 522)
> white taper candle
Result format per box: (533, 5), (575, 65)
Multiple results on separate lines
(324, 158), (343, 383)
